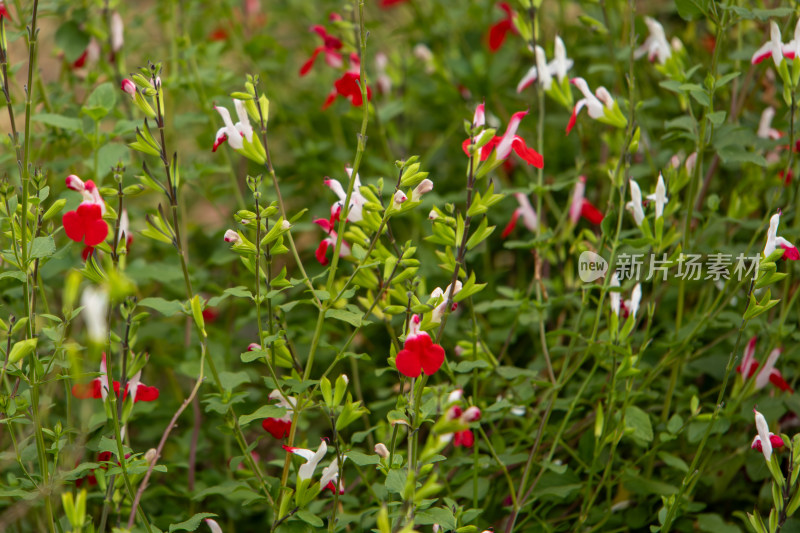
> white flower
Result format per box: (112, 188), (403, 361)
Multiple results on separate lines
(753, 409), (774, 462)
(110, 12), (124, 52)
(629, 283), (641, 319)
(764, 211), (799, 259)
(411, 179), (433, 202)
(609, 273), (621, 316)
(284, 439), (327, 481)
(213, 99), (254, 151)
(634, 17), (671, 64)
(758, 107), (782, 140)
(752, 21), (785, 66)
(645, 173), (669, 219)
(430, 281), (462, 323)
(204, 518), (223, 533)
(81, 285), (108, 342)
(625, 179), (645, 226)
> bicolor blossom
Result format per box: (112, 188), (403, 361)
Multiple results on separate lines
(764, 210), (800, 260)
(752, 21), (788, 66)
(569, 177), (604, 225)
(462, 109), (544, 168)
(752, 408), (784, 463)
(375, 52), (392, 94)
(395, 314), (445, 378)
(758, 107), (782, 141)
(440, 402), (482, 448)
(502, 193), (538, 238)
(566, 77), (624, 134)
(314, 214), (351, 266)
(634, 17), (671, 64)
(299, 24), (343, 76)
(223, 229), (240, 244)
(71, 354), (159, 402)
(625, 178), (645, 226)
(487, 3), (516, 52)
(63, 176), (108, 247)
(213, 99), (254, 152)
(283, 439), (328, 481)
(517, 36), (573, 93)
(430, 281), (462, 323)
(322, 54), (372, 110)
(324, 168), (367, 222)
(320, 456), (347, 494)
(737, 337), (793, 393)
(262, 389), (296, 439)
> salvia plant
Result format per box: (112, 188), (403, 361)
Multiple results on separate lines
(8, 0), (800, 532)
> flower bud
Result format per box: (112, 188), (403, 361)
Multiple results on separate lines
(65, 174), (85, 192)
(224, 229), (240, 243)
(393, 190), (407, 206)
(374, 443), (390, 458)
(411, 179), (433, 202)
(281, 220), (291, 230)
(461, 406), (481, 422)
(247, 343), (261, 351)
(145, 448), (158, 465)
(121, 79), (136, 97)
(428, 209), (439, 220)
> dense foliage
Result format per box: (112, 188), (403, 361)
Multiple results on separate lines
(6, 1), (800, 532)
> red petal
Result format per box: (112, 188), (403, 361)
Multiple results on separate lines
(135, 385), (160, 402)
(395, 348), (422, 378)
(781, 244), (800, 261)
(752, 51), (771, 64)
(263, 418), (291, 439)
(454, 429), (474, 448)
(580, 199), (604, 225)
(770, 434), (786, 448)
(315, 240), (331, 266)
(421, 342), (445, 376)
(501, 209), (521, 239)
(321, 90), (337, 110)
(300, 47), (323, 76)
(770, 371), (794, 393)
(62, 210), (85, 242)
(71, 381), (99, 399)
(511, 137), (544, 168)
(84, 218), (109, 247)
(488, 20), (511, 52)
(566, 106), (578, 135)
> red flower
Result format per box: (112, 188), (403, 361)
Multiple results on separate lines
(322, 71), (372, 110)
(580, 200), (604, 225)
(71, 354), (159, 403)
(462, 109), (543, 168)
(0, 2), (11, 21)
(300, 25), (343, 76)
(379, 0), (408, 7)
(262, 418), (291, 439)
(209, 27), (229, 41)
(62, 178), (108, 247)
(395, 315), (445, 378)
(488, 3), (516, 52)
(453, 429), (474, 447)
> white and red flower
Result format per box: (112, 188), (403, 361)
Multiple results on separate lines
(71, 354), (159, 402)
(262, 389), (296, 439)
(314, 213), (352, 266)
(764, 210), (799, 260)
(212, 100), (254, 152)
(737, 336), (794, 393)
(517, 36), (573, 93)
(569, 176), (604, 225)
(283, 439), (328, 481)
(501, 193), (538, 238)
(430, 281), (462, 323)
(634, 17), (672, 64)
(752, 21), (788, 66)
(461, 107), (543, 168)
(625, 178), (645, 226)
(324, 168), (367, 222)
(752, 408), (784, 463)
(322, 54), (372, 110)
(395, 314), (445, 378)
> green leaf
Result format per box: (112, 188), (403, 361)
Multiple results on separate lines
(83, 82), (117, 121)
(30, 236), (56, 260)
(325, 309), (365, 328)
(624, 406), (653, 444)
(416, 507), (457, 531)
(675, 0), (709, 20)
(296, 510), (324, 528)
(32, 113), (83, 131)
(347, 450), (380, 466)
(0, 271), (27, 283)
(219, 371), (250, 392)
(385, 469), (406, 496)
(238, 405), (286, 427)
(138, 297), (184, 317)
(169, 512), (217, 532)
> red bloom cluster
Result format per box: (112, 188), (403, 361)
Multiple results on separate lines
(62, 175), (109, 249)
(300, 25), (343, 76)
(395, 315), (445, 378)
(322, 70), (372, 110)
